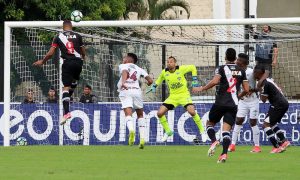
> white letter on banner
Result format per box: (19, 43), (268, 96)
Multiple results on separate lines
(27, 110), (53, 141)
(144, 111), (158, 142)
(64, 110), (90, 145)
(6, 110), (24, 140)
(94, 110), (116, 142)
(243, 130), (251, 142)
(177, 111), (196, 142)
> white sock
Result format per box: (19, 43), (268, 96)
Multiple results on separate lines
(232, 125), (242, 145)
(251, 125), (260, 146)
(125, 116), (134, 132)
(138, 118), (145, 140)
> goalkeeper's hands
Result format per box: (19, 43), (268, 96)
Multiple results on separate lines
(146, 84), (157, 94)
(191, 76), (199, 87)
(32, 60), (44, 67)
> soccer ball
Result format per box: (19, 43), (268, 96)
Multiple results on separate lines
(71, 10), (83, 22)
(16, 137), (28, 146)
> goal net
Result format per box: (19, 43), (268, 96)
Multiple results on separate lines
(2, 19), (300, 146)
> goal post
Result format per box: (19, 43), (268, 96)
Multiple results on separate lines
(3, 18), (300, 146)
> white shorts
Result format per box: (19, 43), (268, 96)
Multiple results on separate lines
(119, 90), (143, 109)
(237, 99), (259, 119)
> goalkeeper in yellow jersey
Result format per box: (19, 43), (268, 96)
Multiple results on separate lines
(147, 56), (205, 142)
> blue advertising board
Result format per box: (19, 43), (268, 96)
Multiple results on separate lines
(0, 103), (299, 146)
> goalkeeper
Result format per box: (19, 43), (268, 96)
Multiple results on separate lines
(147, 56), (204, 142)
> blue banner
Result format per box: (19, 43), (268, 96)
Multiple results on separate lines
(0, 103), (299, 146)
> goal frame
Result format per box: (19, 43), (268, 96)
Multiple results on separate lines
(4, 17), (300, 146)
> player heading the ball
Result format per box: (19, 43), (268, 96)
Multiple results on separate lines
(33, 20), (86, 125)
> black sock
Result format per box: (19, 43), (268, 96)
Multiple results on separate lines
(69, 82), (77, 97)
(62, 91), (70, 115)
(264, 127), (279, 148)
(272, 125), (286, 144)
(222, 131), (231, 155)
(207, 126), (216, 143)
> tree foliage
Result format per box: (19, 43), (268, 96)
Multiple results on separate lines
(0, 0), (126, 41)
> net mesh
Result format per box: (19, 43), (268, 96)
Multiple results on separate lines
(4, 23), (300, 146)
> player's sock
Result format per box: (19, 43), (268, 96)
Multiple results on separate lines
(159, 115), (171, 133)
(192, 113), (205, 134)
(125, 116), (135, 132)
(207, 126), (216, 143)
(138, 118), (146, 140)
(232, 125), (242, 145)
(272, 125), (286, 143)
(251, 125), (260, 146)
(221, 131), (231, 155)
(264, 127), (280, 148)
(69, 82), (77, 97)
(62, 90), (70, 114)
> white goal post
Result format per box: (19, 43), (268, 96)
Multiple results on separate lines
(4, 17), (300, 146)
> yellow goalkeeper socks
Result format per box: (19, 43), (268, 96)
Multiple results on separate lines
(159, 115), (171, 133)
(193, 113), (205, 134)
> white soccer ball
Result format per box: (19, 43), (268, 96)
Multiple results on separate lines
(16, 137), (28, 146)
(71, 10), (83, 22)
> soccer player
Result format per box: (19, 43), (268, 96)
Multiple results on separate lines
(253, 65), (290, 153)
(118, 53), (153, 149)
(33, 20), (85, 125)
(195, 48), (249, 163)
(147, 56), (205, 142)
(228, 53), (262, 153)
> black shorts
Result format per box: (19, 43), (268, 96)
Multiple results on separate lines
(162, 103), (193, 110)
(62, 58), (83, 86)
(265, 105), (289, 126)
(208, 104), (237, 126)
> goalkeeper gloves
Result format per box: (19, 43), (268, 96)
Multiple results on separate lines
(191, 76), (199, 87)
(146, 84), (157, 94)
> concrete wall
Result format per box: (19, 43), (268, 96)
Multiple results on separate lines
(257, 0), (300, 18)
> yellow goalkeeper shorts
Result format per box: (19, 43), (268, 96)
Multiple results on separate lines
(163, 94), (193, 108)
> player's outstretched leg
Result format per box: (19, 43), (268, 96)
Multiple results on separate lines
(159, 115), (173, 142)
(126, 116), (135, 146)
(138, 118), (146, 149)
(207, 125), (219, 157)
(192, 113), (205, 134)
(61, 90), (71, 125)
(272, 125), (290, 150)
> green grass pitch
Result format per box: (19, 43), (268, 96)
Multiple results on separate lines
(0, 145), (299, 179)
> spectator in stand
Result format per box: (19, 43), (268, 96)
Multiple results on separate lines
(79, 85), (96, 103)
(47, 87), (58, 103)
(23, 89), (35, 104)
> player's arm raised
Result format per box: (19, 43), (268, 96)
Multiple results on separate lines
(32, 46), (56, 66)
(200, 74), (221, 92)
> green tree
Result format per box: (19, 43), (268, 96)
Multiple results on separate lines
(124, 0), (190, 20)
(0, 0), (126, 41)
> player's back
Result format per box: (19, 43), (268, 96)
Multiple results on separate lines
(117, 63), (148, 93)
(215, 64), (247, 107)
(262, 79), (288, 108)
(52, 30), (83, 60)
